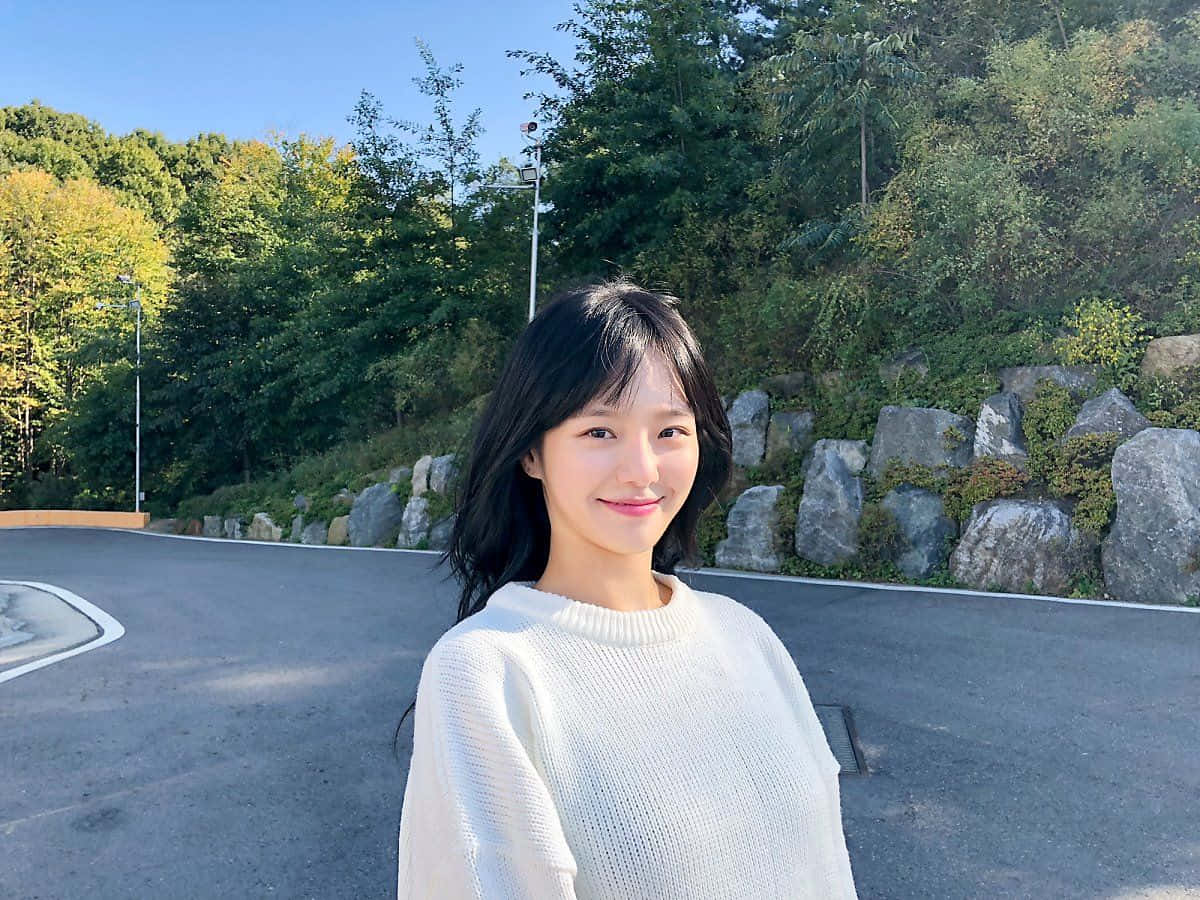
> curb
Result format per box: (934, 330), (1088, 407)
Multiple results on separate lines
(0, 581), (126, 684)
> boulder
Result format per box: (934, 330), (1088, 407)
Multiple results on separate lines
(398, 495), (431, 548)
(867, 406), (975, 479)
(411, 455), (434, 497)
(765, 411), (815, 463)
(881, 485), (958, 578)
(145, 518), (179, 534)
(222, 517), (243, 540)
(290, 514), (304, 542)
(388, 466), (412, 484)
(801, 439), (868, 482)
(246, 513), (282, 542)
(795, 447), (863, 566)
(300, 520), (328, 545)
(728, 389), (771, 467)
(333, 488), (356, 507)
(950, 499), (1096, 595)
(973, 391), (1028, 470)
(183, 518), (203, 536)
(1140, 334), (1200, 378)
(429, 454), (460, 495)
(715, 485), (788, 572)
(428, 514), (456, 552)
(801, 439), (869, 481)
(1061, 387), (1151, 444)
(202, 515), (222, 538)
(1101, 428), (1200, 605)
(327, 516), (350, 546)
(998, 365), (1098, 404)
(293, 493), (310, 512)
(349, 482), (406, 547)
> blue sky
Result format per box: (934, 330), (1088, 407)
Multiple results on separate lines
(0, 0), (579, 166)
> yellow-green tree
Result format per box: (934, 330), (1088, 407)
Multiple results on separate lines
(0, 168), (169, 499)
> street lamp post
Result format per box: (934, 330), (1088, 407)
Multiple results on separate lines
(96, 275), (143, 513)
(484, 122), (543, 322)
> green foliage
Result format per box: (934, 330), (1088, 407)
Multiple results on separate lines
(1128, 367), (1200, 431)
(1054, 296), (1151, 391)
(1021, 380), (1081, 481)
(1045, 431), (1120, 535)
(942, 458), (1032, 523)
(855, 501), (905, 570)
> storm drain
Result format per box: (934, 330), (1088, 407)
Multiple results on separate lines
(813, 705), (865, 775)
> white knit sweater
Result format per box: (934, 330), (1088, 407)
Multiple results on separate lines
(396, 570), (858, 899)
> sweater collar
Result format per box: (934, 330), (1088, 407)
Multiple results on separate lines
(486, 570), (700, 647)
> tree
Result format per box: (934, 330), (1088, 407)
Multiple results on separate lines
(766, 5), (922, 213)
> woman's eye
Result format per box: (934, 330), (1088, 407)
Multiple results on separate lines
(585, 428), (689, 439)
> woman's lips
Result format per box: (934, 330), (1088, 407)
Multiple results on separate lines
(599, 498), (663, 517)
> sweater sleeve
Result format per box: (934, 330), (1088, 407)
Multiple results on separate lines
(758, 622), (860, 899)
(396, 637), (579, 900)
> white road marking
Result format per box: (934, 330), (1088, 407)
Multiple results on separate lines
(0, 581), (125, 684)
(9, 526), (1198, 615)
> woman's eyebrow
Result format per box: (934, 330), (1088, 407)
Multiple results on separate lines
(579, 404), (694, 417)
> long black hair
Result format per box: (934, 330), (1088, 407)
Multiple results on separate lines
(392, 277), (733, 757)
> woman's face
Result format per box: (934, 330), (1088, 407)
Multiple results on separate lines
(521, 351), (701, 561)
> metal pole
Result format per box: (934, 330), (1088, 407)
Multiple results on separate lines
(134, 284), (141, 513)
(528, 141), (541, 322)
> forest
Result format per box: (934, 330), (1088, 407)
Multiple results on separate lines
(2, 0), (1198, 522)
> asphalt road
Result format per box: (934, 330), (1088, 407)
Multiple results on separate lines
(1, 527), (1198, 899)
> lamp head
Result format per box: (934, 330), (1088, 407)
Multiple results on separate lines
(116, 274), (134, 284)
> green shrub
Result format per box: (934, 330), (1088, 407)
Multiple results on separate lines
(941, 457), (1031, 522)
(1022, 379), (1081, 481)
(1046, 431), (1121, 535)
(856, 502), (905, 570)
(1053, 296), (1151, 392)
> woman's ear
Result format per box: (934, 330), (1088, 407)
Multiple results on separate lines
(521, 449), (542, 480)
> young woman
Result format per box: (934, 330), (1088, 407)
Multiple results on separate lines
(394, 279), (858, 899)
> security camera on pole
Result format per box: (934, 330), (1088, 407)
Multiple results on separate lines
(484, 121), (543, 322)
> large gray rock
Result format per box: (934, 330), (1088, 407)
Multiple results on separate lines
(765, 411), (814, 463)
(950, 499), (1096, 595)
(300, 521), (328, 545)
(428, 514), (456, 552)
(795, 447), (863, 566)
(1101, 428), (1200, 605)
(728, 389), (771, 467)
(801, 439), (869, 480)
(715, 485), (788, 573)
(327, 516), (349, 546)
(348, 482), (405, 547)
(202, 515), (222, 538)
(388, 466), (412, 484)
(881, 485), (958, 578)
(290, 514), (304, 542)
(973, 391), (1028, 470)
(222, 517), (244, 540)
(1061, 387), (1151, 444)
(867, 406), (975, 479)
(429, 453), (460, 495)
(398, 495), (431, 548)
(246, 512), (282, 542)
(411, 455), (434, 497)
(293, 493), (310, 512)
(998, 365), (1099, 404)
(1140, 334), (1200, 378)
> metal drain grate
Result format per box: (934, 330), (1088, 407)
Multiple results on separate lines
(813, 704), (865, 775)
